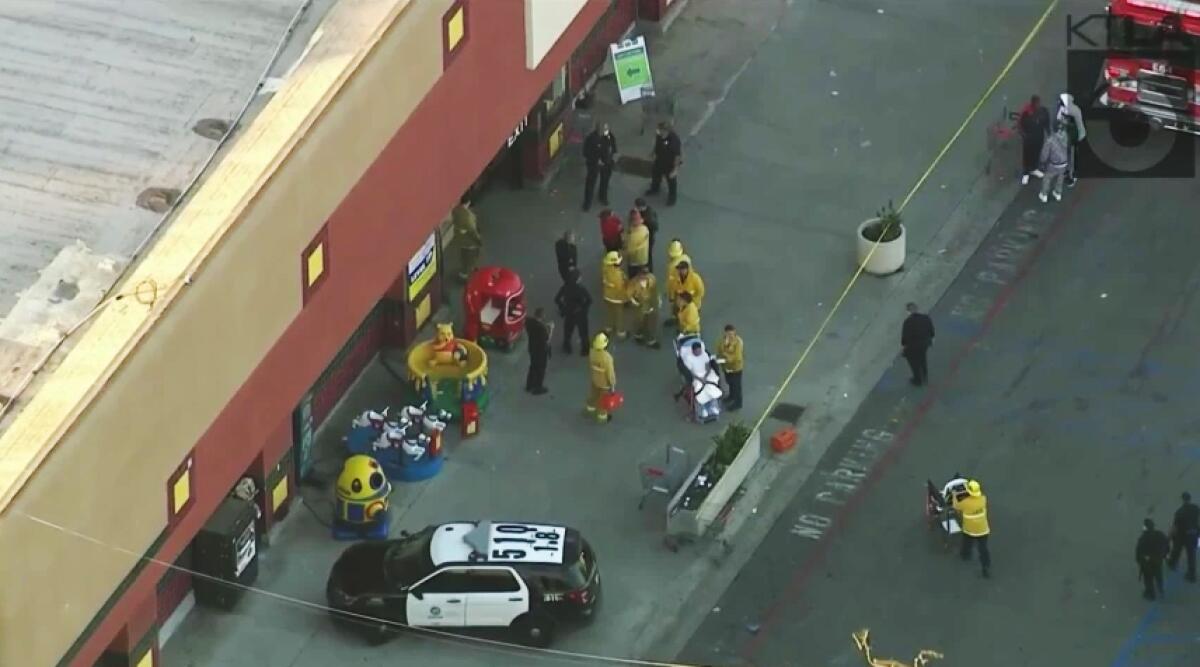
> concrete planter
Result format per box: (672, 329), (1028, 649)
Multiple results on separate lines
(856, 217), (906, 276)
(666, 428), (761, 541)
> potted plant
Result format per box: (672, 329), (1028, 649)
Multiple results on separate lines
(668, 421), (761, 539)
(856, 200), (906, 276)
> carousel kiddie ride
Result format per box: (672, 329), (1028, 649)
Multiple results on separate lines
(406, 322), (490, 421)
(332, 454), (393, 540)
(344, 402), (452, 482)
(463, 266), (526, 350)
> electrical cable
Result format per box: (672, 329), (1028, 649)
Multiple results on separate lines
(744, 0), (1061, 441)
(15, 511), (698, 666)
(8, 3), (1059, 665)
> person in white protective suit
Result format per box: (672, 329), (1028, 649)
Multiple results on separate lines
(1056, 93), (1087, 187)
(682, 341), (723, 420)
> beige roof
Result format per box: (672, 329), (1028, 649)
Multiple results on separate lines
(0, 0), (327, 416)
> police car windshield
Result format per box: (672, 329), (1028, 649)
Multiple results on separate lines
(383, 528), (435, 588)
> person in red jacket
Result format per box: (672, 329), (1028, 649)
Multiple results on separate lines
(599, 209), (623, 253)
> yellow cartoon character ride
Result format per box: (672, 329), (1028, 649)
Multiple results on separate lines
(429, 322), (468, 368)
(332, 454), (392, 540)
(407, 322), (490, 420)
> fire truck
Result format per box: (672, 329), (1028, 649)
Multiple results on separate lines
(1101, 0), (1200, 134)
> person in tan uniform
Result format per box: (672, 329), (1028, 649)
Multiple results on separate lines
(587, 333), (617, 422)
(601, 251), (628, 339)
(451, 195), (482, 280)
(717, 324), (744, 410)
(623, 209), (651, 275)
(626, 266), (661, 348)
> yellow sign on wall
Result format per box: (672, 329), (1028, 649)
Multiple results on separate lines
(415, 293), (432, 330)
(172, 468), (191, 515)
(446, 7), (465, 51)
(135, 648), (155, 667)
(271, 476), (289, 513)
(548, 123), (564, 159)
(306, 243), (325, 287)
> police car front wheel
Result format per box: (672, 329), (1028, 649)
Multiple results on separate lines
(510, 612), (555, 647)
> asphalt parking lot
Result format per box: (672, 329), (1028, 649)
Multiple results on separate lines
(678, 174), (1200, 667)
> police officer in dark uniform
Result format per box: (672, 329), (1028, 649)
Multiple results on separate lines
(524, 308), (553, 395)
(1137, 518), (1170, 600)
(554, 269), (592, 356)
(555, 230), (578, 285)
(635, 198), (659, 273)
(901, 302), (935, 386)
(646, 121), (682, 206)
(1168, 491), (1199, 582)
(582, 122), (618, 211)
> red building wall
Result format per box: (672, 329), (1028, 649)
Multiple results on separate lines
(66, 1), (607, 665)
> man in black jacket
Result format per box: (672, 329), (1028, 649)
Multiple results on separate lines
(1168, 491), (1199, 582)
(646, 121), (682, 206)
(634, 198), (659, 273)
(1137, 518), (1170, 600)
(555, 230), (578, 285)
(554, 270), (592, 356)
(901, 302), (935, 386)
(583, 122), (618, 211)
(524, 307), (553, 395)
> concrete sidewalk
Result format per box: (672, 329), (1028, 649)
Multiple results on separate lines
(162, 0), (1063, 664)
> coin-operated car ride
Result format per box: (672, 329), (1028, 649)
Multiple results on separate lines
(332, 455), (393, 541)
(325, 520), (601, 647)
(463, 267), (526, 350)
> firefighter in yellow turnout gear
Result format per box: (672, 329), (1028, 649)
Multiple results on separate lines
(952, 479), (992, 578)
(664, 240), (691, 324)
(587, 333), (617, 422)
(601, 251), (628, 339)
(677, 291), (700, 335)
(626, 266), (661, 348)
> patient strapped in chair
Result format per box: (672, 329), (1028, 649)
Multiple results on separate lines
(678, 338), (723, 421)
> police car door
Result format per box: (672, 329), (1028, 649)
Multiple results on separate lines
(463, 567), (529, 627)
(406, 568), (470, 627)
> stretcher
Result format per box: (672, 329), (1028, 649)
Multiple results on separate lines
(925, 474), (969, 547)
(673, 333), (723, 423)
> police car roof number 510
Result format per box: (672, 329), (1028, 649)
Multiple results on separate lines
(482, 522), (565, 564)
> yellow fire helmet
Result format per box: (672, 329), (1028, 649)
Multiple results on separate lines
(604, 250), (622, 266)
(592, 332), (609, 350)
(967, 480), (982, 496)
(667, 239), (685, 260)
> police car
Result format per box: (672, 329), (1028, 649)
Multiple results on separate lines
(326, 520), (601, 647)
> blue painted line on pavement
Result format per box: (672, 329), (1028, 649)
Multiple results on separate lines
(942, 316), (984, 338)
(1136, 634), (1200, 646)
(1110, 606), (1161, 667)
(1109, 571), (1198, 667)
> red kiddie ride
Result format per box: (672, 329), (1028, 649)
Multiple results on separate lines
(463, 266), (526, 350)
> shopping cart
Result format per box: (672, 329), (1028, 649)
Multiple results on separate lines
(638, 445), (690, 510)
(985, 106), (1021, 179)
(925, 475), (969, 549)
